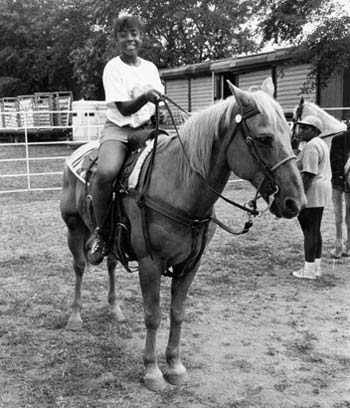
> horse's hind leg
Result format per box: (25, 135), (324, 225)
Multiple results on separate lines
(106, 255), (126, 322)
(165, 263), (199, 385)
(331, 188), (343, 258)
(343, 192), (350, 256)
(65, 215), (88, 330)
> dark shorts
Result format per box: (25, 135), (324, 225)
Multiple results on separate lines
(99, 120), (151, 145)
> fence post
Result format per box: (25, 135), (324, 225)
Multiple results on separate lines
(24, 111), (31, 191)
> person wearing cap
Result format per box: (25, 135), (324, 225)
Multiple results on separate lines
(293, 115), (332, 279)
(87, 14), (165, 265)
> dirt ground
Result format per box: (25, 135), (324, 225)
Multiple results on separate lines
(0, 183), (349, 408)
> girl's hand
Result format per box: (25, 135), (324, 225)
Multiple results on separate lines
(145, 89), (163, 104)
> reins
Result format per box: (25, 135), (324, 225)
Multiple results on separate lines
(161, 92), (296, 221)
(121, 91), (296, 276)
(162, 95), (260, 218)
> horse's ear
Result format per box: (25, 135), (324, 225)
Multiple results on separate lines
(261, 77), (275, 97)
(226, 80), (252, 107)
(226, 80), (247, 100)
(227, 79), (238, 95)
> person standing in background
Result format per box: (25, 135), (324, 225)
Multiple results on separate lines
(292, 115), (332, 280)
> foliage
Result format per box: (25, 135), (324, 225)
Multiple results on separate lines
(255, 0), (327, 44)
(289, 15), (350, 90)
(0, 0), (349, 97)
(0, 0), (94, 97)
(0, 76), (30, 97)
(0, 0), (260, 99)
(134, 0), (260, 67)
(255, 0), (350, 90)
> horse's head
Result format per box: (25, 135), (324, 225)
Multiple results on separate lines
(225, 78), (306, 218)
(292, 99), (346, 144)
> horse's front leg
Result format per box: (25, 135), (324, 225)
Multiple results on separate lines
(138, 256), (166, 391)
(65, 216), (87, 331)
(331, 188), (343, 258)
(106, 255), (126, 322)
(343, 191), (350, 256)
(165, 263), (199, 385)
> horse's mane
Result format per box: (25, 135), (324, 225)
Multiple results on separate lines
(176, 90), (286, 182)
(294, 101), (346, 136)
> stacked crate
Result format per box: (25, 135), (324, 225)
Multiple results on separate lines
(17, 95), (35, 128)
(53, 91), (73, 127)
(34, 92), (54, 127)
(0, 100), (4, 128)
(1, 97), (19, 128)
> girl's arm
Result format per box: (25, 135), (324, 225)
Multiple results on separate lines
(116, 89), (162, 116)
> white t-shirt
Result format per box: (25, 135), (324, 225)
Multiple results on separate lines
(296, 137), (332, 208)
(103, 56), (164, 128)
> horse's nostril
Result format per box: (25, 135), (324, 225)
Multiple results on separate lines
(284, 198), (299, 216)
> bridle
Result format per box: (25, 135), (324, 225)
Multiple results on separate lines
(291, 96), (304, 148)
(121, 91), (298, 276)
(162, 89), (296, 220)
(229, 88), (296, 215)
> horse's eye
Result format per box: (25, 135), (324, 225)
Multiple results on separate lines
(257, 136), (273, 146)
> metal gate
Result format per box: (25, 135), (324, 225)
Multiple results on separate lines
(0, 109), (104, 194)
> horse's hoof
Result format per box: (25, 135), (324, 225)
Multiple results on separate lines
(66, 317), (83, 331)
(143, 369), (167, 392)
(165, 363), (188, 385)
(110, 305), (126, 323)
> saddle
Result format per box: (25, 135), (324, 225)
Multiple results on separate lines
(82, 129), (169, 271)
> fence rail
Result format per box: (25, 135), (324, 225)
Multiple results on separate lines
(1, 107), (349, 194)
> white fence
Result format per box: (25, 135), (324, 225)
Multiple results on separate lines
(0, 108), (105, 194)
(0, 107), (349, 194)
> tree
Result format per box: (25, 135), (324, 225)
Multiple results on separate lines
(255, 0), (350, 90)
(69, 0), (261, 98)
(0, 0), (93, 96)
(0, 0), (263, 99)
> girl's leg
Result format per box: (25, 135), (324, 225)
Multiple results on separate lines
(294, 208), (323, 279)
(91, 140), (127, 228)
(298, 208), (319, 262)
(88, 140), (128, 264)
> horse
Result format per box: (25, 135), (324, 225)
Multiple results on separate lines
(60, 78), (306, 392)
(292, 98), (349, 258)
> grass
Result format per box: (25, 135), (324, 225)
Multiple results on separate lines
(1, 147), (350, 407)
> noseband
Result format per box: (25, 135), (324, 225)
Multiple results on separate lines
(161, 93), (296, 237)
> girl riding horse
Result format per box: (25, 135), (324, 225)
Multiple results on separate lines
(61, 79), (306, 391)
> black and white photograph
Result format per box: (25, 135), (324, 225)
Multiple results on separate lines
(0, 1), (349, 407)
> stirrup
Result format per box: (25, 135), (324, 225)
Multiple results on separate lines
(87, 229), (108, 265)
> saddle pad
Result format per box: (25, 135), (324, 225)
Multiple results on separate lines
(66, 134), (176, 187)
(66, 141), (99, 183)
(128, 139), (155, 189)
(128, 134), (177, 189)
(66, 139), (156, 188)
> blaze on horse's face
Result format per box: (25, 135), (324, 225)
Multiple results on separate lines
(226, 79), (306, 218)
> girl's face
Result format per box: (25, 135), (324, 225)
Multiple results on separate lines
(117, 27), (141, 59)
